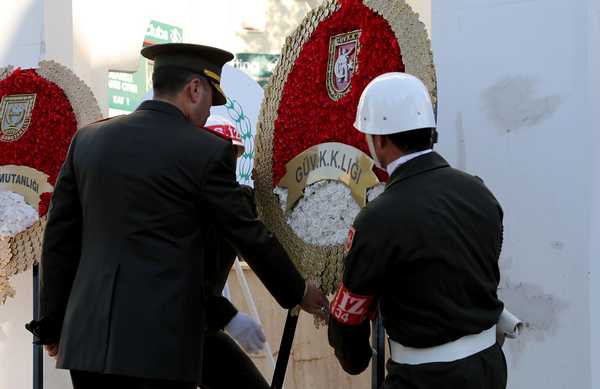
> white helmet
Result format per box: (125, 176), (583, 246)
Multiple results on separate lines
(354, 72), (436, 135)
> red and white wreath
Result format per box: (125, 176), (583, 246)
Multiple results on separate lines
(0, 62), (101, 303)
(255, 0), (436, 295)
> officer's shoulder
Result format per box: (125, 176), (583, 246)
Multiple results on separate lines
(450, 166), (484, 182)
(185, 124), (230, 150)
(76, 115), (126, 139)
(353, 198), (390, 231)
(83, 114), (135, 130)
(357, 184), (419, 227)
(175, 122), (232, 160)
(198, 127), (232, 147)
(364, 186), (404, 211)
(88, 116), (114, 126)
(448, 166), (491, 188)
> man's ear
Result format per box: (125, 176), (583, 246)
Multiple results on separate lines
(187, 78), (202, 104)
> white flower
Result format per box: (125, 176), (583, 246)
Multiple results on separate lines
(0, 191), (39, 237)
(274, 181), (385, 246)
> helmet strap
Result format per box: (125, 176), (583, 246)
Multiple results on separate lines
(366, 134), (384, 170)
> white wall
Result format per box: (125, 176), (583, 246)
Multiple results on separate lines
(43, 0), (73, 69)
(588, 0), (600, 387)
(0, 270), (70, 389)
(432, 0), (593, 387)
(0, 0), (44, 68)
(0, 271), (34, 389)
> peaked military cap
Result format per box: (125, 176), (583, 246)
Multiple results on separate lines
(141, 43), (234, 106)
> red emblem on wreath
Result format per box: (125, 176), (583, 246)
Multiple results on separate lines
(327, 30), (361, 101)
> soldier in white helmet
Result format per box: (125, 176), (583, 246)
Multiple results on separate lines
(328, 72), (507, 388)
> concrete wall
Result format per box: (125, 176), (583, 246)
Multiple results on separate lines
(588, 0), (600, 387)
(0, 270), (71, 389)
(0, 0), (44, 68)
(1, 271), (34, 389)
(43, 0), (73, 69)
(432, 0), (595, 387)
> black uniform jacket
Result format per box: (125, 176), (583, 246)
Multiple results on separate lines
(30, 101), (305, 383)
(204, 186), (259, 332)
(204, 239), (238, 332)
(328, 152), (504, 374)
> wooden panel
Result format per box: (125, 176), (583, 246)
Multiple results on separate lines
(226, 265), (372, 388)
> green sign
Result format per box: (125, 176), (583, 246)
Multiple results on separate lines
(108, 20), (182, 115)
(108, 60), (151, 113)
(144, 20), (183, 45)
(233, 53), (280, 88)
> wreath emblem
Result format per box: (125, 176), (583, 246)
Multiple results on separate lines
(0, 94), (37, 142)
(327, 30), (361, 101)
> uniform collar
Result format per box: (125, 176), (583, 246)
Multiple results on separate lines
(386, 149), (433, 176)
(386, 151), (450, 189)
(136, 100), (188, 121)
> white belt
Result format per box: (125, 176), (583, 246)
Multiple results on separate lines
(389, 325), (496, 365)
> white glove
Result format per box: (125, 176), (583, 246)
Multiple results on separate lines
(498, 308), (523, 339)
(225, 312), (266, 354)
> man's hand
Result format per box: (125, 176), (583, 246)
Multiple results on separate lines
(300, 284), (330, 321)
(225, 312), (266, 354)
(44, 343), (59, 359)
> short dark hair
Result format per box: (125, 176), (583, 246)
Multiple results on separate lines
(387, 128), (435, 153)
(152, 66), (199, 97)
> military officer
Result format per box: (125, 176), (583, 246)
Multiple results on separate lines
(328, 72), (507, 388)
(27, 43), (328, 389)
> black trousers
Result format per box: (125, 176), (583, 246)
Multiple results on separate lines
(70, 370), (196, 389)
(201, 331), (269, 389)
(382, 343), (507, 389)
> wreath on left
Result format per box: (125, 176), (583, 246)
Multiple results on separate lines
(0, 61), (101, 303)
